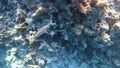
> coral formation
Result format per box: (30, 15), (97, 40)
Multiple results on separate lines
(0, 0), (120, 68)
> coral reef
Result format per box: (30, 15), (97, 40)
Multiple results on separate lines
(0, 0), (120, 68)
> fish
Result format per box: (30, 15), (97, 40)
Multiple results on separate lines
(28, 16), (55, 44)
(28, 25), (49, 44)
(34, 25), (49, 38)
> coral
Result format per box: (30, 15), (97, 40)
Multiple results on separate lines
(98, 22), (109, 32)
(1, 0), (120, 68)
(111, 21), (120, 38)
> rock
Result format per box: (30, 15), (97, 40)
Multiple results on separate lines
(11, 47), (18, 54)
(98, 64), (112, 68)
(14, 35), (23, 41)
(113, 59), (120, 67)
(95, 32), (112, 46)
(0, 16), (3, 19)
(91, 57), (99, 64)
(35, 6), (44, 13)
(93, 0), (108, 7)
(5, 47), (18, 62)
(101, 32), (111, 43)
(22, 0), (37, 9)
(7, 47), (18, 56)
(11, 59), (24, 68)
(63, 33), (69, 41)
(24, 53), (33, 63)
(84, 27), (96, 36)
(79, 62), (89, 68)
(74, 24), (84, 35)
(25, 18), (33, 23)
(27, 64), (41, 68)
(16, 8), (23, 16)
(5, 55), (16, 62)
(14, 23), (27, 30)
(16, 46), (28, 59)
(37, 59), (45, 65)
(50, 42), (58, 49)
(111, 21), (120, 37)
(98, 22), (109, 32)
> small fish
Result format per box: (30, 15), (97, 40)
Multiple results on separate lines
(28, 16), (55, 44)
(34, 25), (49, 38)
(28, 25), (49, 44)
